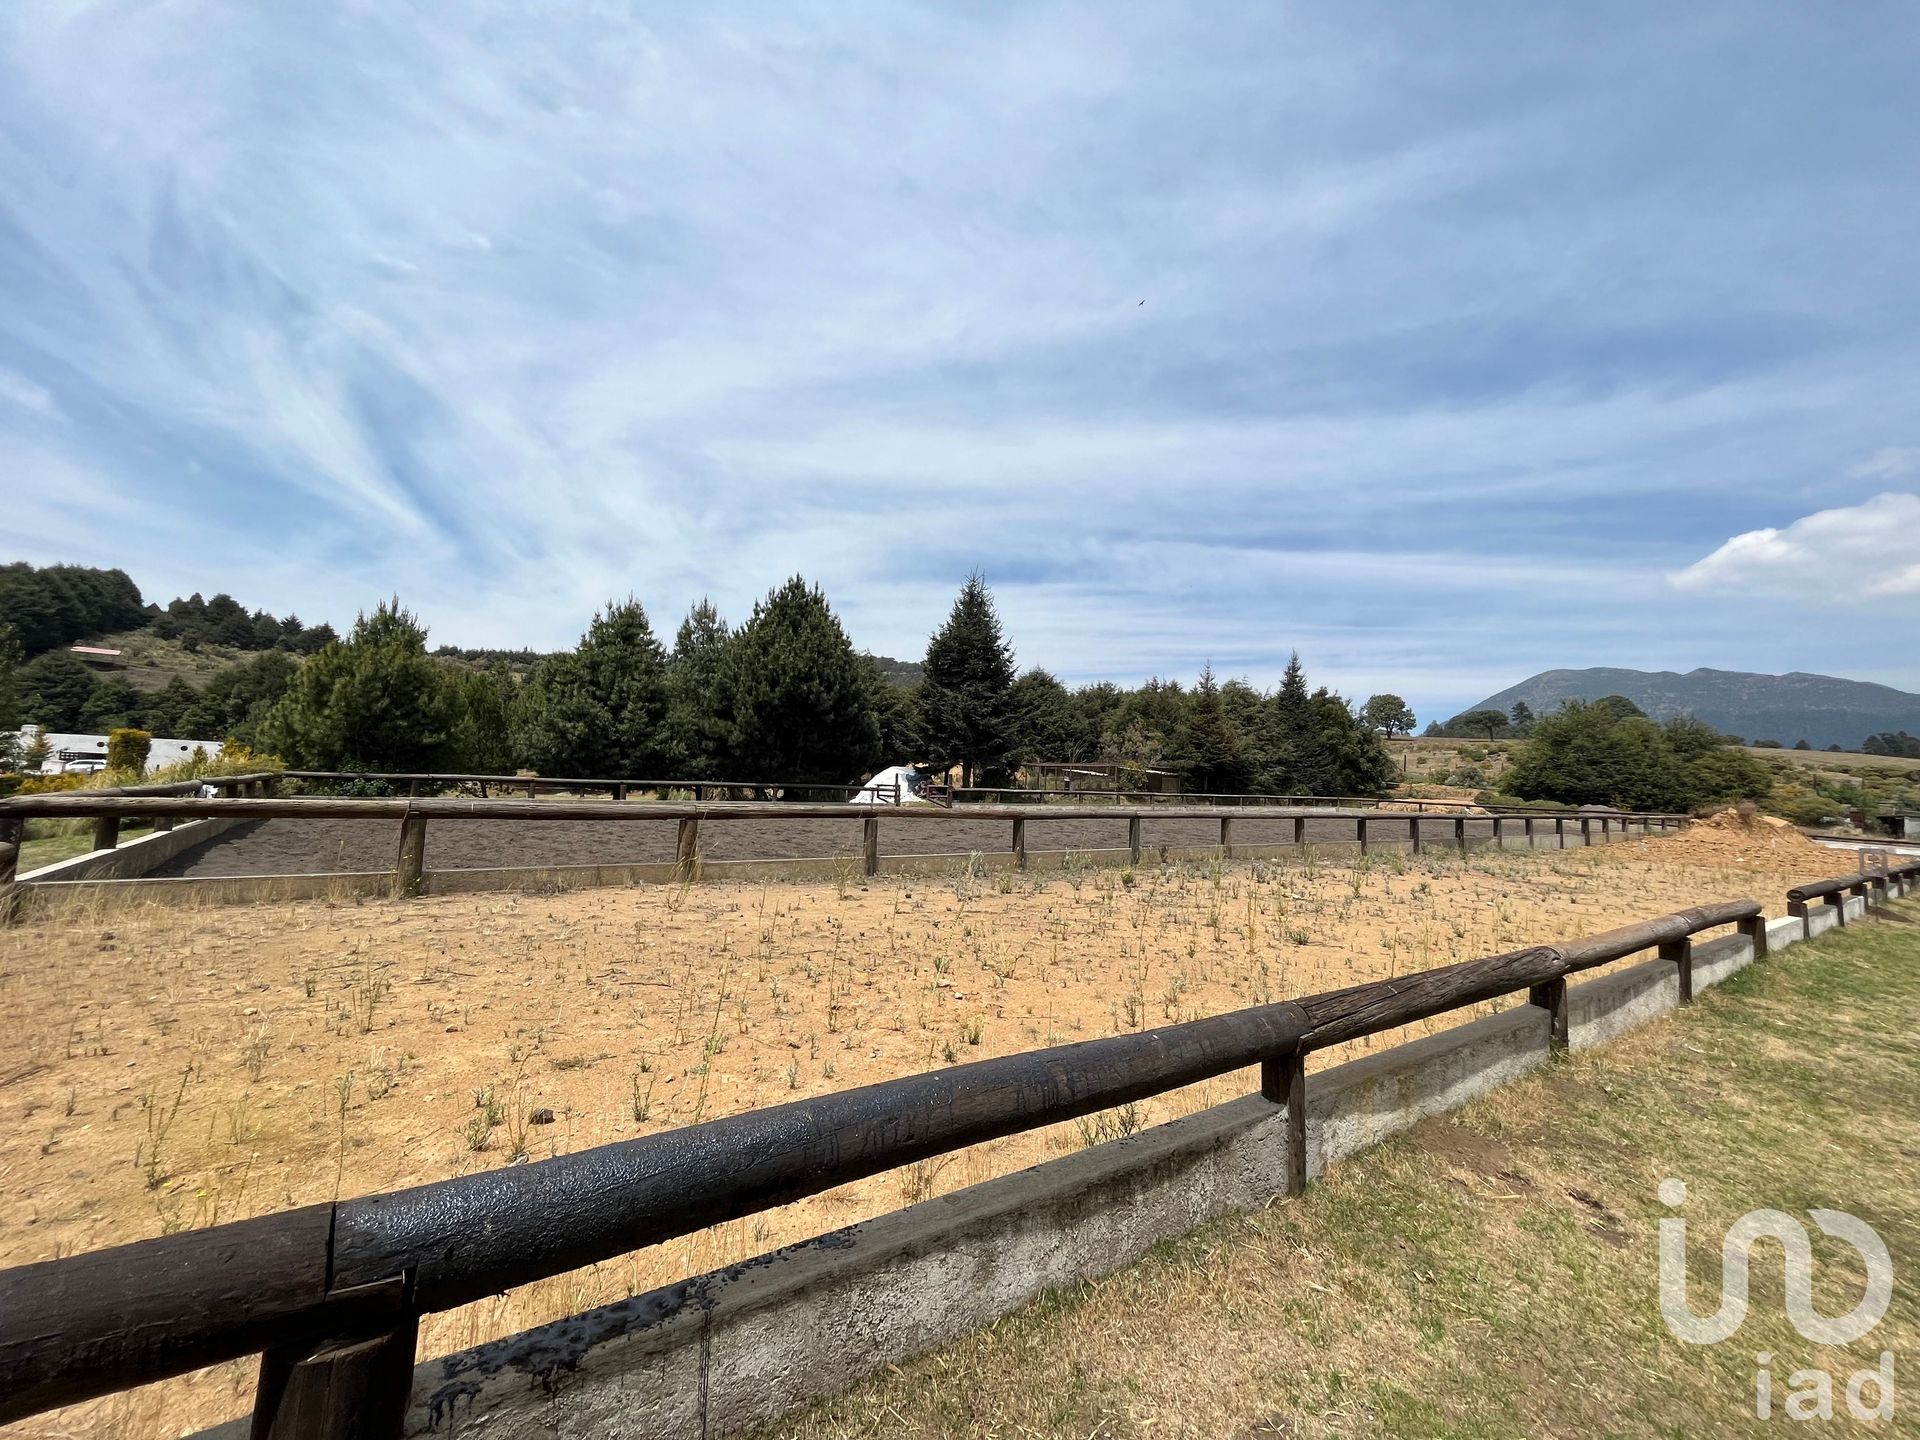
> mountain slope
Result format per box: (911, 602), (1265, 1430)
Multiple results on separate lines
(1468, 667), (1920, 750)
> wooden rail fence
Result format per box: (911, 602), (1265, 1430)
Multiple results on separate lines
(0, 787), (1690, 911)
(0, 859), (1911, 1437)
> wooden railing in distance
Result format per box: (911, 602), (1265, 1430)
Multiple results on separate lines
(6, 867), (1910, 1438)
(0, 792), (1692, 907)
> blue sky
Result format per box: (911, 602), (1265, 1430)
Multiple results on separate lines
(3, 3), (1918, 724)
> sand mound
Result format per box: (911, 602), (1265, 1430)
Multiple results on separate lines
(1632, 808), (1835, 872)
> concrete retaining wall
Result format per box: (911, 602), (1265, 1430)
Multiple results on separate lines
(1689, 932), (1756, 991)
(1308, 1003), (1549, 1177)
(1805, 905), (1841, 938)
(17, 817), (238, 885)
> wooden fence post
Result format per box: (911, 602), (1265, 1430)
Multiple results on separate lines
(1580, 817), (1592, 847)
(252, 1309), (417, 1440)
(1555, 816), (1566, 849)
(92, 816), (120, 853)
(1528, 977), (1568, 1053)
(1262, 1051), (1307, 1197)
(1408, 816), (1421, 855)
(1736, 913), (1769, 961)
(1293, 816), (1306, 848)
(1787, 898), (1810, 941)
(1127, 816), (1142, 866)
(1012, 817), (1027, 870)
(1660, 936), (1693, 1003)
(1454, 816), (1468, 856)
(394, 815), (427, 898)
(1358, 815), (1369, 856)
(1492, 815), (1504, 849)
(676, 817), (699, 877)
(863, 815), (880, 877)
(1220, 815), (1233, 859)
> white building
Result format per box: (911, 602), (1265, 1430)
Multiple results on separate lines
(13, 727), (226, 776)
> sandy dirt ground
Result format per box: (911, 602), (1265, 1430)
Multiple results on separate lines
(0, 816), (1843, 1438)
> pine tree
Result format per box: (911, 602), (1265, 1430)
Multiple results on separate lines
(725, 577), (880, 785)
(919, 574), (1018, 788)
(665, 600), (735, 778)
(517, 600), (670, 777)
(449, 666), (518, 774)
(1270, 653), (1335, 795)
(1180, 666), (1250, 792)
(257, 599), (456, 770)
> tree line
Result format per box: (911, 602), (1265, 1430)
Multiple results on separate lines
(252, 575), (1395, 795)
(5, 572), (1396, 795)
(0, 560), (337, 659)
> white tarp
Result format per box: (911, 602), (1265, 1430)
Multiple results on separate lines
(849, 765), (930, 805)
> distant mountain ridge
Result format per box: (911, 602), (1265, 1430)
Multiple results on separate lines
(1467, 667), (1920, 750)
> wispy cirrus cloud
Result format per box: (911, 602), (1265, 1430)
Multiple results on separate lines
(3, 2), (1919, 719)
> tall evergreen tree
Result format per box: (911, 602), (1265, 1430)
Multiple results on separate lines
(257, 599), (456, 770)
(1180, 666), (1251, 792)
(664, 600), (735, 778)
(919, 574), (1018, 788)
(1269, 653), (1335, 794)
(725, 577), (880, 785)
(517, 599), (670, 777)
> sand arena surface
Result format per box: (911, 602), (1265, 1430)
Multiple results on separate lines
(0, 821), (1839, 1438)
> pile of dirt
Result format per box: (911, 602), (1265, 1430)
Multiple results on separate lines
(1634, 809), (1836, 872)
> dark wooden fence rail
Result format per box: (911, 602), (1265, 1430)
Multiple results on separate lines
(4, 864), (1912, 1437)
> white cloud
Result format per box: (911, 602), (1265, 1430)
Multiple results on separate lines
(1848, 448), (1916, 481)
(1667, 493), (1920, 600)
(0, 368), (61, 420)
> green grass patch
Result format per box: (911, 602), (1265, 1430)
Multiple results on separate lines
(19, 820), (155, 872)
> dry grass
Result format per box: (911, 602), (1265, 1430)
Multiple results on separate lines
(0, 829), (1841, 1438)
(762, 902), (1920, 1438)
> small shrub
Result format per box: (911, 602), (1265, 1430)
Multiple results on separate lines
(106, 728), (153, 774)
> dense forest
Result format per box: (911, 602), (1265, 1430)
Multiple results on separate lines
(0, 562), (1396, 795)
(0, 560), (337, 659)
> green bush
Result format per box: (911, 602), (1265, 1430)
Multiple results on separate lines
(106, 727), (152, 774)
